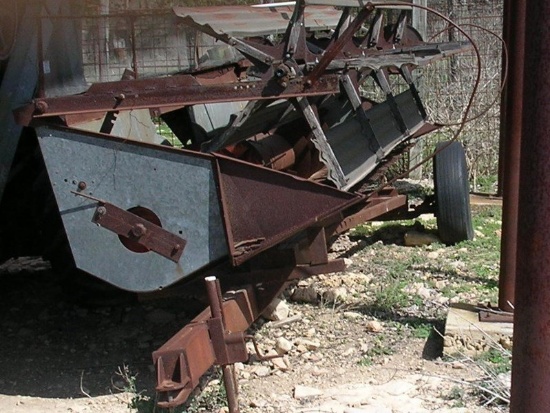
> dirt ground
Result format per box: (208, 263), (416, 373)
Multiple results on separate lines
(0, 214), (507, 413)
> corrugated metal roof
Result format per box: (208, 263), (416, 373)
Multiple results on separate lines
(306, 0), (412, 10)
(173, 5), (341, 37)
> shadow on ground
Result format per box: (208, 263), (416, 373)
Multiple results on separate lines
(0, 266), (202, 400)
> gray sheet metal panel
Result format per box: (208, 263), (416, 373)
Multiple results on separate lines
(0, 0), (62, 202)
(36, 126), (228, 292)
(326, 90), (425, 190)
(191, 102), (248, 133)
(173, 5), (340, 37)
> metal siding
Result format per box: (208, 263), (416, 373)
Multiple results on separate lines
(36, 126), (228, 292)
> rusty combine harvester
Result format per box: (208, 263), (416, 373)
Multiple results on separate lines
(0, 0), (474, 409)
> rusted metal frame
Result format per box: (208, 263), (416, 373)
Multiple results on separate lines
(341, 73), (385, 161)
(305, 3), (375, 86)
(203, 99), (268, 152)
(205, 277), (246, 413)
(154, 246), (344, 405)
(285, 0), (306, 58)
(15, 74), (341, 125)
(332, 190), (408, 235)
(296, 97), (347, 188)
(392, 11), (408, 44)
(154, 283), (258, 408)
(154, 256), (345, 407)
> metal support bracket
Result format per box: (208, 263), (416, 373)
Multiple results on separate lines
(82, 195), (187, 263)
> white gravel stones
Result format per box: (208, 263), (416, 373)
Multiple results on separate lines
(263, 298), (291, 321)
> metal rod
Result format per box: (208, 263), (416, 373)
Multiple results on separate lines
(510, 1), (550, 411)
(222, 364), (240, 413)
(497, 0), (525, 313)
(205, 276), (241, 413)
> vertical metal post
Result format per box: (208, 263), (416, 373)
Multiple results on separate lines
(510, 1), (550, 411)
(205, 276), (240, 413)
(497, 0), (526, 312)
(409, 0), (427, 180)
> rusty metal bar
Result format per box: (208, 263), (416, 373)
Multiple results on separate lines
(510, 1), (550, 411)
(332, 189), (408, 235)
(305, 2), (374, 85)
(205, 276), (240, 413)
(90, 201), (186, 263)
(497, 0), (525, 313)
(14, 74), (341, 125)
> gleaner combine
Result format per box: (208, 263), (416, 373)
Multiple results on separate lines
(0, 0), (474, 409)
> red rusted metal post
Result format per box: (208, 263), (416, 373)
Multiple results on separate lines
(510, 1), (550, 411)
(497, 0), (526, 312)
(205, 276), (241, 413)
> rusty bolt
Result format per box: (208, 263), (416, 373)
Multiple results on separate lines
(77, 181), (87, 190)
(34, 100), (48, 114)
(131, 223), (147, 238)
(96, 206), (107, 216)
(172, 244), (181, 255)
(304, 79), (313, 87)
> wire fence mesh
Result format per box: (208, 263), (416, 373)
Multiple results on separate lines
(417, 0), (504, 189)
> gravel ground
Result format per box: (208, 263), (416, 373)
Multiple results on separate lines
(0, 204), (507, 413)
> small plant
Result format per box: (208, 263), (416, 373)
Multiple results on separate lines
(445, 386), (466, 407)
(411, 322), (433, 339)
(475, 348), (511, 375)
(358, 336), (394, 366)
(186, 369), (228, 413)
(114, 365), (156, 413)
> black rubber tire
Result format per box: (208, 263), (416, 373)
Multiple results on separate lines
(433, 141), (474, 244)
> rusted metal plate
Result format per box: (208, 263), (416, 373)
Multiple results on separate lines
(173, 5), (341, 37)
(214, 154), (363, 266)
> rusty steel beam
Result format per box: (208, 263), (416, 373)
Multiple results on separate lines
(510, 1), (550, 411)
(497, 0), (526, 313)
(332, 188), (408, 235)
(14, 74), (341, 125)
